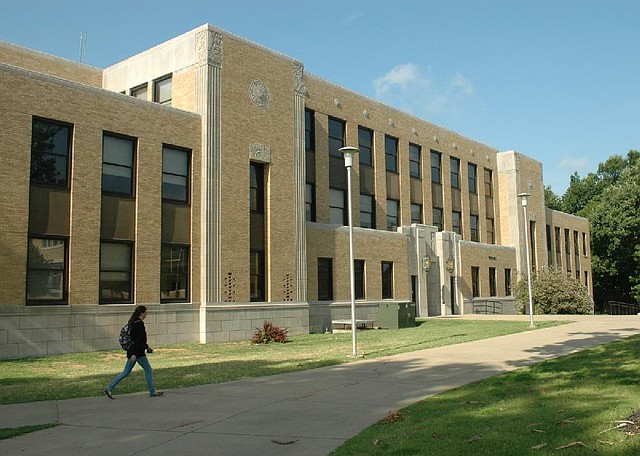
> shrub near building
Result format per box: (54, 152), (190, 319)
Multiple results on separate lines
(516, 268), (594, 314)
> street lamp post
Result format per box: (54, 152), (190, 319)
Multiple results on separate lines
(340, 146), (359, 356)
(517, 192), (535, 327)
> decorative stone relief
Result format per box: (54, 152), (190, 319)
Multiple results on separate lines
(412, 127), (418, 135)
(334, 98), (341, 108)
(250, 143), (271, 163)
(528, 177), (534, 190)
(293, 63), (307, 96)
(249, 80), (270, 108)
(363, 109), (369, 118)
(388, 118), (394, 127)
(196, 30), (223, 67)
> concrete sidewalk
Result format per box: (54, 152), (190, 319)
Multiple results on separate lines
(1, 315), (639, 456)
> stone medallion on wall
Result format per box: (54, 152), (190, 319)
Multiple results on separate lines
(249, 80), (270, 108)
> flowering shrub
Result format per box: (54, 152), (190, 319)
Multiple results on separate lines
(252, 320), (289, 344)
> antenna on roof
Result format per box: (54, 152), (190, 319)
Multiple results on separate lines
(79, 31), (87, 63)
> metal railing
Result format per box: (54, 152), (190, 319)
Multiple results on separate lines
(473, 300), (503, 315)
(607, 301), (640, 315)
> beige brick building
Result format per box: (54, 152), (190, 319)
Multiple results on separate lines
(0, 24), (592, 358)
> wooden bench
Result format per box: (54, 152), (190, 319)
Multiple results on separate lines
(331, 319), (375, 330)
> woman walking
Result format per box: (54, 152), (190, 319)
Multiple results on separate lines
(104, 305), (163, 398)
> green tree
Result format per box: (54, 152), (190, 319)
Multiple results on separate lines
(544, 185), (563, 211)
(515, 268), (593, 314)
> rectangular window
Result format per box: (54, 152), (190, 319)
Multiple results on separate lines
(387, 199), (399, 231)
(161, 244), (189, 301)
(385, 135), (398, 173)
(358, 126), (373, 166)
(382, 261), (394, 299)
(162, 145), (190, 202)
(130, 84), (148, 100)
(484, 169), (493, 197)
(355, 259), (365, 300)
(470, 215), (479, 242)
(452, 211), (462, 235)
(555, 226), (562, 266)
(305, 183), (316, 222)
(505, 269), (512, 296)
(471, 266), (479, 298)
(250, 250), (265, 302)
(486, 218), (495, 244)
(30, 117), (72, 187)
(489, 267), (497, 297)
(27, 237), (67, 304)
(433, 207), (443, 231)
(431, 150), (442, 183)
(102, 133), (135, 196)
(100, 241), (133, 303)
(305, 109), (315, 152)
(411, 203), (422, 224)
(546, 224), (553, 267)
(317, 257), (333, 301)
(582, 232), (588, 256)
(468, 163), (477, 194)
(154, 75), (172, 106)
(328, 117), (345, 158)
(250, 164), (265, 213)
(565, 229), (572, 272)
(409, 143), (421, 178)
(450, 157), (460, 189)
(360, 193), (375, 228)
(330, 188), (346, 225)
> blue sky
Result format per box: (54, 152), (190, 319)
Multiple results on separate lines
(2, 0), (638, 194)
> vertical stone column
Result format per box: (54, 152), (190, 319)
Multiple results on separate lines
(293, 63), (308, 302)
(196, 29), (223, 342)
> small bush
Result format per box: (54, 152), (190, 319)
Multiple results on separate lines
(515, 268), (594, 314)
(252, 320), (288, 344)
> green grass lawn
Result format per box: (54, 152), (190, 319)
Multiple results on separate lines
(0, 319), (561, 404)
(330, 334), (640, 455)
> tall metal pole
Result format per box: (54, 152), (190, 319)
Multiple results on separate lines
(519, 193), (535, 327)
(340, 146), (359, 356)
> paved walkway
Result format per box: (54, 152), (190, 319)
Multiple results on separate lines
(1, 315), (639, 456)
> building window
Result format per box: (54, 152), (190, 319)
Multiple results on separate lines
(471, 266), (479, 297)
(328, 117), (345, 158)
(433, 207), (443, 231)
(409, 143), (421, 178)
(530, 221), (537, 271)
(102, 133), (135, 196)
(546, 224), (553, 267)
(450, 157), (460, 189)
(100, 241), (133, 303)
(250, 164), (265, 213)
(154, 75), (172, 106)
(360, 193), (375, 228)
(565, 228), (571, 272)
(305, 109), (315, 152)
(385, 135), (398, 173)
(317, 257), (333, 301)
(489, 267), (497, 297)
(27, 237), (67, 304)
(484, 169), (493, 197)
(555, 226), (562, 266)
(411, 203), (422, 224)
(162, 145), (190, 202)
(161, 245), (189, 301)
(431, 150), (442, 183)
(130, 84), (148, 100)
(250, 250), (265, 302)
(486, 218), (495, 244)
(355, 259), (365, 300)
(330, 188), (346, 225)
(382, 261), (394, 299)
(451, 211), (462, 235)
(387, 199), (399, 231)
(358, 126), (373, 167)
(582, 232), (588, 256)
(470, 215), (479, 242)
(30, 117), (72, 187)
(505, 268), (512, 296)
(305, 183), (316, 222)
(468, 163), (477, 194)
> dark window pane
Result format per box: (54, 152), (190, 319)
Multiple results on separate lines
(30, 119), (71, 186)
(27, 238), (67, 303)
(100, 242), (133, 303)
(318, 258), (334, 301)
(382, 261), (393, 299)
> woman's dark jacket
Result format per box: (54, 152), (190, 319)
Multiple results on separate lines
(126, 318), (148, 358)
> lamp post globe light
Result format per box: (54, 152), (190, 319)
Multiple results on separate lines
(339, 146), (359, 356)
(517, 193), (535, 327)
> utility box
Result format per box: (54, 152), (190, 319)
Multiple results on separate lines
(377, 302), (416, 329)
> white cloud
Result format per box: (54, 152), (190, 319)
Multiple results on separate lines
(372, 64), (477, 119)
(559, 156), (591, 174)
